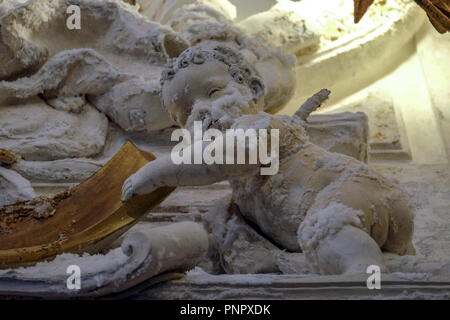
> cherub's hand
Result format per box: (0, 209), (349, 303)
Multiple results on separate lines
(121, 170), (159, 202)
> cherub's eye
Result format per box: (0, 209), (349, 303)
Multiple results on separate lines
(208, 88), (221, 97)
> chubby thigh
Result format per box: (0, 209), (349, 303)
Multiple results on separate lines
(302, 173), (393, 250)
(331, 174), (415, 256)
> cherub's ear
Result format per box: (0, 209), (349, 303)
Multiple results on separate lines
(249, 77), (265, 100)
(161, 33), (189, 58)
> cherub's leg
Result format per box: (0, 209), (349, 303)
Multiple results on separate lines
(204, 198), (280, 274)
(298, 203), (387, 275)
(316, 225), (386, 274)
(382, 191), (416, 256)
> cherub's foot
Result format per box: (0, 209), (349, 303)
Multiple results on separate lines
(300, 225), (386, 275)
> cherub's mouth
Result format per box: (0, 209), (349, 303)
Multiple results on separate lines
(186, 91), (253, 132)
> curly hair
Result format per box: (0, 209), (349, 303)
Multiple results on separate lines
(160, 44), (265, 99)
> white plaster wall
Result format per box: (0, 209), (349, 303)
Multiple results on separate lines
(416, 23), (450, 160)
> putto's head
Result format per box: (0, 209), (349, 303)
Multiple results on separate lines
(160, 44), (265, 128)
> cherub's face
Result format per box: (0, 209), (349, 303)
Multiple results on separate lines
(162, 60), (263, 130)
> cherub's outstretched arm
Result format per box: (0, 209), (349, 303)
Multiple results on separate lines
(121, 140), (259, 202)
(293, 89), (331, 121)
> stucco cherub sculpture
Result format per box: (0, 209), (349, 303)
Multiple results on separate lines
(121, 44), (416, 275)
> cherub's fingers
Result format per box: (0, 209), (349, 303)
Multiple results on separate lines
(122, 178), (131, 192)
(121, 179), (135, 202)
(121, 180), (130, 196)
(121, 188), (134, 202)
